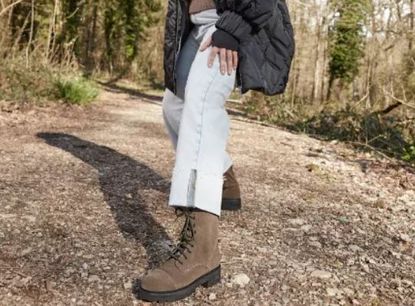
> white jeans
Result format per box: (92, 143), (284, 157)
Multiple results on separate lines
(162, 9), (236, 216)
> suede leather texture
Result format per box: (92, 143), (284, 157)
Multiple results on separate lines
(222, 166), (241, 199)
(140, 210), (220, 292)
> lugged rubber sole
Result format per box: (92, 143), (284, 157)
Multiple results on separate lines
(136, 265), (221, 302)
(221, 198), (242, 211)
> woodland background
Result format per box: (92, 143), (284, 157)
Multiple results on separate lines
(0, 0), (414, 163)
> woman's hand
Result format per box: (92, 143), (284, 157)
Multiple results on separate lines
(199, 34), (238, 76)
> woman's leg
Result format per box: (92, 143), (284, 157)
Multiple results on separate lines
(161, 89), (183, 148)
(137, 14), (237, 302)
(161, 18), (234, 175)
(162, 89), (233, 172)
(167, 23), (236, 217)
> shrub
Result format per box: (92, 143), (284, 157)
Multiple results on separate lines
(0, 57), (99, 105)
(0, 60), (56, 104)
(242, 92), (415, 164)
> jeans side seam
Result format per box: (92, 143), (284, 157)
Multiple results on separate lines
(193, 65), (221, 168)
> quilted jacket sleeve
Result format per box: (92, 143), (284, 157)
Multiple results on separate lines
(211, 29), (240, 51)
(214, 0), (276, 42)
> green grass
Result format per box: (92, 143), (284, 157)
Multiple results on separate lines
(55, 77), (99, 105)
(0, 58), (100, 105)
(402, 145), (415, 163)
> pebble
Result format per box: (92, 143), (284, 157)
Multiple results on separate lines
(21, 247), (32, 256)
(343, 288), (354, 296)
(124, 281), (132, 290)
(349, 245), (363, 252)
(208, 293), (217, 300)
(88, 275), (100, 283)
(399, 233), (411, 242)
(288, 218), (305, 226)
(310, 270), (332, 279)
(231, 273), (250, 287)
(327, 287), (342, 297)
(300, 225), (312, 232)
(24, 215), (36, 223)
(309, 241), (322, 248)
(361, 263), (370, 273)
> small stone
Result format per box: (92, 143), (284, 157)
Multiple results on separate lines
(349, 245), (362, 253)
(310, 270), (332, 279)
(88, 275), (100, 283)
(300, 225), (312, 232)
(124, 281), (132, 289)
(361, 263), (370, 273)
(373, 199), (386, 209)
(208, 293), (216, 300)
(338, 216), (349, 224)
(327, 288), (342, 297)
(232, 273), (250, 287)
(24, 215), (36, 223)
(256, 246), (268, 253)
(343, 288), (354, 296)
(281, 284), (290, 291)
(399, 233), (411, 242)
(347, 258), (355, 266)
(65, 267), (75, 276)
(21, 247), (32, 256)
(288, 218), (305, 226)
(309, 241), (322, 248)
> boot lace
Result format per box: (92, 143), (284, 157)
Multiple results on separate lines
(168, 208), (196, 265)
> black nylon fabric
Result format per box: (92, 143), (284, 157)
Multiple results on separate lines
(163, 0), (295, 96)
(211, 29), (239, 51)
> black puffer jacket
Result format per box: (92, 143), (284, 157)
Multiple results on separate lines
(163, 0), (295, 96)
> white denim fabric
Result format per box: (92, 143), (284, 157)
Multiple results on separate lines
(162, 8), (236, 216)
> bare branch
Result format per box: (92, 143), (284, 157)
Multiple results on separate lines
(0, 0), (24, 17)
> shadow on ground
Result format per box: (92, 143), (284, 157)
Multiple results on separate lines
(98, 82), (163, 105)
(37, 132), (172, 269)
(98, 81), (247, 118)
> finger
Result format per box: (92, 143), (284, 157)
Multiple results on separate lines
(199, 36), (212, 52)
(220, 48), (227, 75)
(233, 51), (238, 70)
(208, 47), (219, 68)
(227, 49), (233, 75)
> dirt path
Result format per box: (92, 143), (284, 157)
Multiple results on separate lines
(1, 88), (414, 306)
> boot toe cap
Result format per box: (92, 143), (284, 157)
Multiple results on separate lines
(140, 269), (177, 292)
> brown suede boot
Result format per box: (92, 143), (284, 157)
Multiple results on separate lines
(137, 208), (221, 302)
(222, 166), (242, 211)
